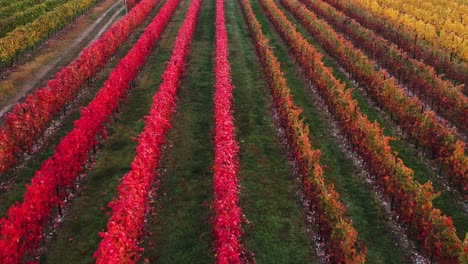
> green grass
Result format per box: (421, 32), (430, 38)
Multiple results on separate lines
(248, 0), (410, 262)
(42, 0), (187, 262)
(273, 0), (468, 239)
(226, 0), (316, 262)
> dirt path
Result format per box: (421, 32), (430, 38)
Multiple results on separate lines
(0, 0), (125, 119)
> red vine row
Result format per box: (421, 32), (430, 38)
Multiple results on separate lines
(0, 0), (180, 261)
(0, 0), (160, 173)
(212, 0), (244, 263)
(94, 0), (200, 262)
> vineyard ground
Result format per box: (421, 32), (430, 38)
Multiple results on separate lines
(0, 0), (466, 263)
(0, 0), (124, 118)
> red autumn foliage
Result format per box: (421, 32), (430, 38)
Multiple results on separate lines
(0, 0), (160, 173)
(0, 0), (179, 261)
(212, 0), (244, 263)
(93, 0), (200, 262)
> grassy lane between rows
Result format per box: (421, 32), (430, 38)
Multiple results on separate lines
(273, 0), (468, 239)
(139, 0), (215, 262)
(41, 0), (190, 262)
(249, 0), (409, 262)
(227, 0), (316, 263)
(0, 0), (170, 219)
